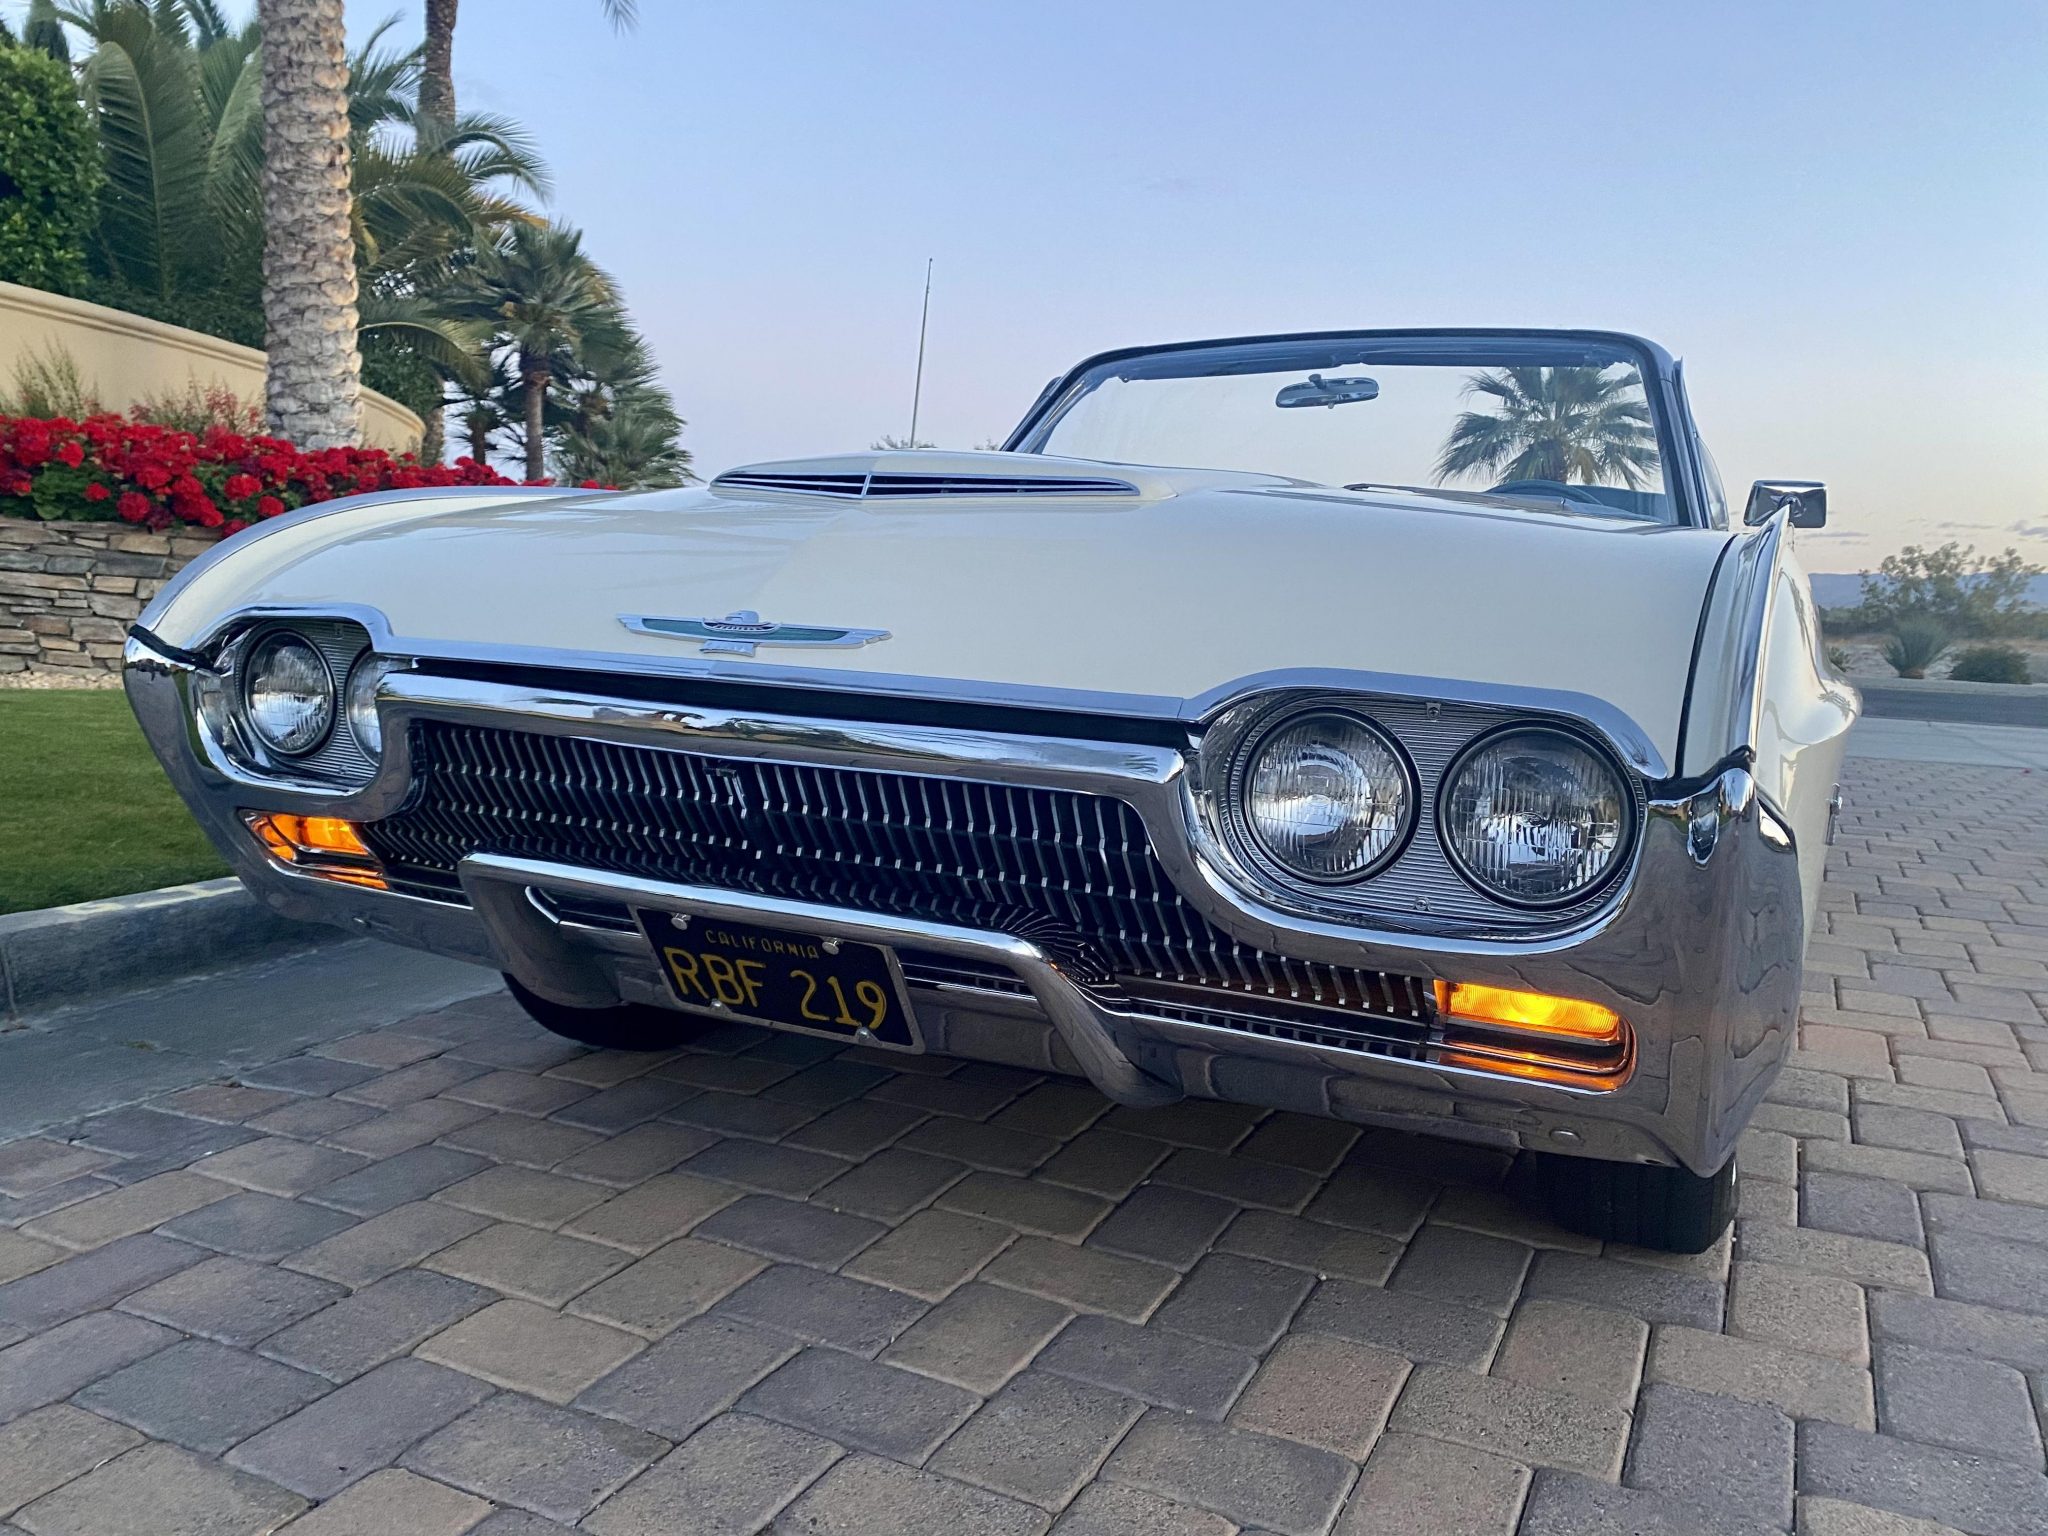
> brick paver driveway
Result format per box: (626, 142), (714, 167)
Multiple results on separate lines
(2, 755), (2047, 1535)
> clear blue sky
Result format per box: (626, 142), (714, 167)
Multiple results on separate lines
(32, 1), (2048, 569)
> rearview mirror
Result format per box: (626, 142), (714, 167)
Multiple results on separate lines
(1276, 374), (1380, 409)
(1745, 480), (1827, 528)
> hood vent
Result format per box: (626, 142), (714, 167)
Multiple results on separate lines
(713, 470), (1141, 499)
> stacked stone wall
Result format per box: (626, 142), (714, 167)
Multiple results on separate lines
(0, 520), (209, 674)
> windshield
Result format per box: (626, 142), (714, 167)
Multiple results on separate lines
(1017, 333), (1678, 523)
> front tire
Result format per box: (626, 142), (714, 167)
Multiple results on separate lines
(1530, 1152), (1736, 1254)
(503, 974), (700, 1052)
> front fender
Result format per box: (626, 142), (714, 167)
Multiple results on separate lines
(1681, 515), (1859, 927)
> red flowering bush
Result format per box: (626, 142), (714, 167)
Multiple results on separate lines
(0, 413), (539, 539)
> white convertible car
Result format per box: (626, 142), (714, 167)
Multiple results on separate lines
(126, 328), (1855, 1251)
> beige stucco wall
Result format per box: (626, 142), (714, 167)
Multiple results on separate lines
(0, 281), (423, 453)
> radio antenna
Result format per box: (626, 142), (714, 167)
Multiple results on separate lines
(908, 258), (933, 447)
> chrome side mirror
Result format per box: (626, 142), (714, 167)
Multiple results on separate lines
(1746, 480), (1827, 528)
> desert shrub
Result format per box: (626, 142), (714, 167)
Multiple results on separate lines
(0, 43), (100, 293)
(1847, 543), (2044, 639)
(132, 379), (262, 435)
(1947, 643), (2032, 685)
(1884, 620), (1950, 679)
(1825, 644), (1852, 673)
(3, 345), (100, 418)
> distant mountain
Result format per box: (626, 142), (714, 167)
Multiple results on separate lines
(1808, 572), (2048, 610)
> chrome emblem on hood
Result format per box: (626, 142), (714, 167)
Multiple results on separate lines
(619, 611), (891, 658)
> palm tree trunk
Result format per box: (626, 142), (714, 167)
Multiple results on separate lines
(420, 403), (445, 465)
(466, 410), (490, 465)
(418, 0), (459, 139)
(258, 0), (362, 449)
(523, 357), (548, 482)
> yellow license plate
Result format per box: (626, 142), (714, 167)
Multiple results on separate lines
(633, 911), (920, 1049)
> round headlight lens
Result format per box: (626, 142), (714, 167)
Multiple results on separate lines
(241, 632), (334, 756)
(345, 656), (398, 757)
(1442, 729), (1630, 906)
(1240, 712), (1412, 882)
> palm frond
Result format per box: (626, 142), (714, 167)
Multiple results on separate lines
(77, 6), (217, 296)
(199, 31), (262, 249)
(146, 0), (189, 49)
(356, 294), (491, 387)
(440, 110), (552, 198)
(191, 16), (253, 121)
(178, 0), (232, 45)
(346, 15), (421, 135)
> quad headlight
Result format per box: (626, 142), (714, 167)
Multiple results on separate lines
(1439, 727), (1631, 907)
(240, 631), (335, 756)
(1237, 711), (1414, 883)
(344, 655), (401, 757)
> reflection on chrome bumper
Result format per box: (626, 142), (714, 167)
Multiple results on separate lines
(125, 631), (1805, 1175)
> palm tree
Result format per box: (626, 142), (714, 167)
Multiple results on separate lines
(1433, 365), (1660, 490)
(256, 0), (362, 447)
(345, 17), (547, 453)
(555, 388), (691, 487)
(59, 6), (540, 315)
(452, 221), (618, 481)
(450, 354), (515, 466)
(57, 3), (542, 444)
(551, 323), (691, 487)
(418, 0), (636, 138)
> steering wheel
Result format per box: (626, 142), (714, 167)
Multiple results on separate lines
(1487, 479), (1608, 507)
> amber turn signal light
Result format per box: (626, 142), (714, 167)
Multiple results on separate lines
(244, 812), (384, 887)
(248, 813), (372, 859)
(1432, 979), (1625, 1046)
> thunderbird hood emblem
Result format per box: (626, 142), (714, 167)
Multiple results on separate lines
(619, 611), (892, 658)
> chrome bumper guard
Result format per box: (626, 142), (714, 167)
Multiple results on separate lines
(125, 632), (1806, 1175)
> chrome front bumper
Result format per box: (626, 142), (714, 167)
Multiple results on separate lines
(125, 632), (1806, 1175)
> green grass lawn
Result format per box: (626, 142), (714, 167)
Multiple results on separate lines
(0, 689), (229, 915)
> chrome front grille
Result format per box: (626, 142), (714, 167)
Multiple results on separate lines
(361, 721), (1430, 1028)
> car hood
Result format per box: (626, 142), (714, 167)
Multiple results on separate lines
(150, 452), (1731, 768)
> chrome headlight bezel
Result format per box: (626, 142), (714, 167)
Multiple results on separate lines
(186, 615), (388, 787)
(238, 628), (337, 758)
(1187, 686), (1649, 936)
(1435, 723), (1636, 910)
(1222, 705), (1419, 888)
